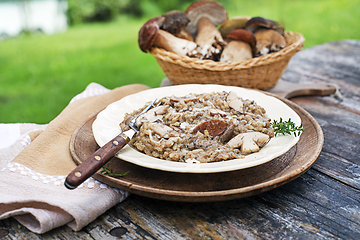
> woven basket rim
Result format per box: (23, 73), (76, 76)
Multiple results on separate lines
(150, 31), (305, 71)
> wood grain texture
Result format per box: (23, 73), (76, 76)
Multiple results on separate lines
(2, 40), (360, 239)
(283, 40), (360, 192)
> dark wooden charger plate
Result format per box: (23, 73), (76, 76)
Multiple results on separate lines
(70, 96), (323, 202)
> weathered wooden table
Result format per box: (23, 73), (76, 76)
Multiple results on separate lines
(1, 40), (359, 239)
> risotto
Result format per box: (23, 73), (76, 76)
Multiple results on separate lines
(119, 91), (274, 163)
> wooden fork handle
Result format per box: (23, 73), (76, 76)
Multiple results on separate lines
(64, 133), (130, 189)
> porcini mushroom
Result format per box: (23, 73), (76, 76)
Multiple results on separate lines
(138, 16), (197, 55)
(227, 132), (270, 154)
(220, 29), (256, 62)
(219, 16), (251, 39)
(161, 10), (194, 41)
(185, 1), (228, 56)
(244, 17), (286, 56)
(254, 28), (286, 56)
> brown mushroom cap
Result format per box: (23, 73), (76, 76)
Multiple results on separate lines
(227, 29), (257, 54)
(219, 16), (251, 39)
(185, 0), (228, 39)
(161, 10), (190, 35)
(161, 10), (194, 41)
(244, 16), (284, 35)
(138, 16), (165, 53)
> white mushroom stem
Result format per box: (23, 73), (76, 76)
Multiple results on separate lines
(154, 29), (197, 56)
(227, 132), (270, 154)
(195, 17), (224, 48)
(220, 41), (252, 62)
(175, 29), (194, 41)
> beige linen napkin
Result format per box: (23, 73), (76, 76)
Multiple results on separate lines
(0, 83), (150, 234)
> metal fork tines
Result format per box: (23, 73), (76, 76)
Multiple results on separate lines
(128, 99), (158, 132)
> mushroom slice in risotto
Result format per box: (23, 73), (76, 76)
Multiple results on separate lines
(147, 122), (180, 138)
(135, 105), (170, 127)
(192, 119), (228, 137)
(227, 91), (244, 112)
(170, 93), (198, 103)
(227, 132), (269, 154)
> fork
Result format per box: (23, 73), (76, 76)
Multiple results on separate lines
(64, 99), (157, 189)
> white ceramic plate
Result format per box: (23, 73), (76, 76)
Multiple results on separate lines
(92, 84), (302, 173)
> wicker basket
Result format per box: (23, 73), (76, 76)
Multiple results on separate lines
(150, 31), (305, 90)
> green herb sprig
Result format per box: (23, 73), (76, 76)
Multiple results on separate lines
(272, 118), (305, 137)
(101, 164), (129, 178)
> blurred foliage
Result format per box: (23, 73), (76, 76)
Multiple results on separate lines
(67, 0), (131, 25)
(66, 0), (200, 25)
(146, 0), (196, 12)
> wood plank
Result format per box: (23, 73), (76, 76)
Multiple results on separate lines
(280, 40), (360, 190)
(97, 168), (360, 239)
(288, 96), (360, 190)
(283, 40), (360, 86)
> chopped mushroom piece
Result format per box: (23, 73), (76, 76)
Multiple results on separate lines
(161, 10), (194, 41)
(170, 93), (198, 103)
(147, 122), (180, 138)
(219, 122), (235, 143)
(227, 132), (270, 154)
(220, 29), (256, 62)
(204, 101), (227, 116)
(135, 105), (170, 127)
(192, 120), (228, 137)
(209, 108), (228, 116)
(153, 105), (170, 115)
(227, 91), (244, 112)
(138, 16), (197, 55)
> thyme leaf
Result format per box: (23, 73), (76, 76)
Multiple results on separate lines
(100, 164), (129, 178)
(272, 118), (305, 137)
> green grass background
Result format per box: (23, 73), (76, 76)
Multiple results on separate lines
(1, 0), (359, 124)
